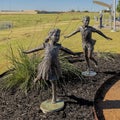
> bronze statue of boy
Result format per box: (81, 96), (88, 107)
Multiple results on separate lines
(65, 16), (112, 74)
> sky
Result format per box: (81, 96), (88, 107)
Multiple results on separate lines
(0, 0), (119, 12)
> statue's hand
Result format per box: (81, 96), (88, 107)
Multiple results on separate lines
(107, 37), (112, 40)
(23, 51), (28, 54)
(64, 36), (68, 39)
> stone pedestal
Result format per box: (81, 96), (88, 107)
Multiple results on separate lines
(40, 99), (64, 113)
(82, 70), (97, 77)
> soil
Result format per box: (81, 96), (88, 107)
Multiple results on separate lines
(0, 52), (120, 120)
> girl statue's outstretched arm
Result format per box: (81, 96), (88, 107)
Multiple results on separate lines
(23, 43), (45, 54)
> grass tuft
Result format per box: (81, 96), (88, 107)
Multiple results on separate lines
(2, 46), (41, 93)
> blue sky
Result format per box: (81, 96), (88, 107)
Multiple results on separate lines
(0, 0), (118, 12)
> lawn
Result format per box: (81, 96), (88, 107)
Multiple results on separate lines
(0, 12), (120, 74)
(0, 12), (120, 120)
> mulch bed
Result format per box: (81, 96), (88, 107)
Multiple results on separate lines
(0, 52), (120, 120)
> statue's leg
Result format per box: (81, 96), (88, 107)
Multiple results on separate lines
(34, 73), (41, 83)
(90, 57), (98, 67)
(84, 48), (90, 71)
(34, 77), (39, 83)
(50, 80), (57, 103)
(88, 47), (98, 67)
(34, 65), (42, 83)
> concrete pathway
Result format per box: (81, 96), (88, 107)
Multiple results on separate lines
(100, 80), (120, 120)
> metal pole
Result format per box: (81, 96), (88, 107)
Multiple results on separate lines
(113, 0), (116, 31)
(110, 8), (112, 30)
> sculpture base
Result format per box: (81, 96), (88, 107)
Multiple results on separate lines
(40, 99), (64, 113)
(82, 70), (97, 77)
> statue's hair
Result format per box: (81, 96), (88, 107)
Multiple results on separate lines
(82, 16), (90, 22)
(44, 28), (60, 43)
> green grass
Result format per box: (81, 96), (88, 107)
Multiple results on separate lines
(0, 12), (99, 28)
(0, 12), (120, 74)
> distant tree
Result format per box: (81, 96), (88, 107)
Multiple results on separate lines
(83, 10), (89, 13)
(117, 0), (120, 17)
(70, 9), (75, 12)
(76, 10), (80, 12)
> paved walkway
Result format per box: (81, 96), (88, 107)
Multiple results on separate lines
(99, 80), (120, 120)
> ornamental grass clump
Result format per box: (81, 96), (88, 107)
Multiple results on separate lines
(1, 47), (82, 93)
(1, 47), (41, 93)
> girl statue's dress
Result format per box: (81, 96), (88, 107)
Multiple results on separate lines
(23, 28), (77, 104)
(36, 42), (62, 81)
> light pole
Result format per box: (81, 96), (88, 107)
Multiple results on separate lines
(113, 0), (116, 31)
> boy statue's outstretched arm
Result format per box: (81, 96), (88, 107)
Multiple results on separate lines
(64, 28), (80, 38)
(95, 29), (112, 40)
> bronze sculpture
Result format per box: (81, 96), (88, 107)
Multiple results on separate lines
(64, 16), (112, 75)
(23, 28), (78, 112)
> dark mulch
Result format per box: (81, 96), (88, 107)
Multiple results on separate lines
(0, 52), (120, 120)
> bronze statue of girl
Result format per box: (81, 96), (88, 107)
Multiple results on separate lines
(23, 28), (78, 106)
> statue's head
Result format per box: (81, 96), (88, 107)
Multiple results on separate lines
(82, 16), (90, 26)
(45, 28), (61, 43)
